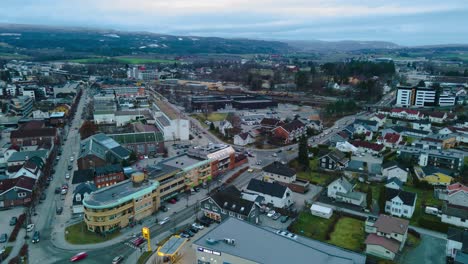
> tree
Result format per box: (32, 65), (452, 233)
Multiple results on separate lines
(417, 80), (426, 87)
(298, 136), (309, 169)
(378, 185), (387, 213)
(209, 122), (215, 131)
(295, 71), (309, 89)
(79, 121), (98, 140)
(366, 187), (373, 209)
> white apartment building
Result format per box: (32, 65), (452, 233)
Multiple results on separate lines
(396, 87), (413, 107)
(414, 88), (436, 107)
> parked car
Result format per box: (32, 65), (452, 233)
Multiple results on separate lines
(26, 224), (35, 232)
(70, 252), (88, 262)
(280, 215), (290, 223)
(184, 229), (194, 237)
(55, 187), (62, 194)
(189, 227), (198, 234)
(192, 223), (204, 230)
(9, 217), (17, 226)
(61, 188), (68, 195)
(32, 231), (40, 243)
(68, 165), (73, 170)
(112, 255), (124, 264)
(65, 173), (70, 179)
(159, 205), (169, 212)
(56, 207), (63, 215)
(62, 183), (69, 189)
(272, 213), (281, 220)
(168, 198), (177, 204)
(158, 217), (170, 225)
(0, 234), (7, 243)
(194, 187), (200, 192)
(179, 232), (189, 238)
(267, 210), (276, 218)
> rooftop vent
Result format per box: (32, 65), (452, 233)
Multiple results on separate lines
(223, 202), (228, 207)
(206, 238), (218, 245)
(223, 238), (235, 246)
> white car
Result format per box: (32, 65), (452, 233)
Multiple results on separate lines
(61, 188), (68, 195)
(26, 224), (35, 232)
(69, 156), (74, 162)
(158, 217), (170, 225)
(65, 173), (70, 179)
(192, 223), (204, 230)
(267, 210), (276, 217)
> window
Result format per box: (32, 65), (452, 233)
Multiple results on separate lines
(204, 204), (210, 209)
(229, 212), (235, 217)
(18, 192), (27, 198)
(212, 207), (218, 212)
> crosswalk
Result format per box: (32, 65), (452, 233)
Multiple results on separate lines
(124, 237), (147, 250)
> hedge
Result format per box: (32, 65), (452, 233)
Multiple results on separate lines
(418, 217), (451, 233)
(8, 214), (26, 242)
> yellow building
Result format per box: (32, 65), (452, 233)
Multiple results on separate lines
(83, 174), (159, 233)
(423, 173), (453, 186)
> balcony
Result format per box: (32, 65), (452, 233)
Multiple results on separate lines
(84, 203), (133, 217)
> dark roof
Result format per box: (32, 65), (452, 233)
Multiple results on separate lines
(385, 188), (417, 206)
(350, 140), (385, 152)
(109, 146), (131, 159)
(247, 179), (288, 198)
(95, 164), (123, 176)
(428, 112), (446, 118)
(386, 177), (403, 188)
(7, 165), (22, 174)
(382, 161), (406, 171)
(443, 204), (468, 219)
(263, 162), (296, 177)
(355, 119), (378, 127)
(447, 227), (468, 253)
(260, 118), (283, 127)
(0, 176), (35, 193)
(72, 169), (95, 184)
(237, 132), (250, 140)
(210, 186), (255, 216)
(10, 128), (57, 139)
(392, 126), (430, 135)
(320, 149), (348, 163)
(280, 120), (305, 133)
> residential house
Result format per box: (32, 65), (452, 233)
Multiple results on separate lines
(354, 119), (379, 132)
(389, 108), (422, 120)
(272, 120), (306, 144)
(307, 120), (323, 132)
(446, 227), (468, 260)
(262, 161), (296, 184)
(335, 141), (358, 154)
(385, 188), (417, 218)
(7, 149), (49, 168)
(410, 120), (432, 132)
(385, 178), (403, 190)
(422, 169), (453, 186)
(218, 120), (233, 137)
(310, 203), (333, 219)
(72, 182), (97, 214)
(412, 138), (443, 150)
(370, 114), (387, 128)
(259, 118), (284, 130)
(94, 164), (125, 189)
(424, 133), (458, 149)
(201, 186), (259, 223)
(243, 179), (293, 209)
(10, 122), (58, 146)
(0, 176), (36, 208)
(318, 149), (349, 170)
(378, 133), (403, 149)
(72, 169), (95, 185)
(382, 161), (409, 183)
(444, 183), (468, 207)
(365, 214), (409, 260)
(328, 131), (350, 145)
(78, 133), (131, 170)
(350, 140), (385, 155)
(11, 160), (42, 180)
(428, 112), (448, 124)
(439, 126), (468, 136)
(382, 126), (430, 139)
(441, 204), (468, 228)
(234, 132), (255, 146)
(327, 177), (366, 207)
(345, 154), (383, 176)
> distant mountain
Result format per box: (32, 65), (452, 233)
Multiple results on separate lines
(286, 40), (400, 51)
(0, 24), (293, 58)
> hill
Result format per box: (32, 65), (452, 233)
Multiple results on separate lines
(286, 39), (400, 51)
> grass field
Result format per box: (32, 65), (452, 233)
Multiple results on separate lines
(69, 57), (177, 64)
(0, 52), (30, 60)
(290, 212), (336, 241)
(191, 113), (228, 124)
(403, 185), (443, 225)
(65, 221), (121, 244)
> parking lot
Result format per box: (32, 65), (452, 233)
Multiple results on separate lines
(0, 207), (26, 246)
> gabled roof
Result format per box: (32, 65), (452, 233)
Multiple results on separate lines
(280, 120), (305, 133)
(447, 183), (468, 195)
(383, 133), (401, 144)
(365, 233), (400, 253)
(385, 188), (416, 206)
(386, 177), (403, 188)
(382, 161), (406, 171)
(320, 149), (348, 163)
(428, 112), (446, 118)
(246, 179), (288, 198)
(10, 127), (57, 139)
(354, 119), (378, 127)
(210, 186), (255, 216)
(442, 204), (468, 219)
(373, 214), (409, 235)
(330, 177), (353, 192)
(237, 132), (251, 140)
(260, 118), (283, 127)
(447, 227), (468, 253)
(350, 141), (384, 152)
(0, 176), (36, 194)
(263, 162), (296, 177)
(74, 182), (97, 195)
(7, 150), (48, 163)
(72, 169), (95, 184)
(79, 133), (130, 160)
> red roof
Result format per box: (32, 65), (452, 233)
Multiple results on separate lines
(350, 140), (384, 151)
(11, 128), (57, 139)
(280, 120), (305, 133)
(375, 114), (386, 119)
(20, 120), (45, 130)
(391, 108), (419, 115)
(0, 176), (36, 193)
(383, 133), (401, 144)
(428, 112), (446, 118)
(365, 233), (400, 253)
(447, 183), (468, 195)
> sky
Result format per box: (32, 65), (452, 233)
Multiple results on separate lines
(1, 0), (468, 46)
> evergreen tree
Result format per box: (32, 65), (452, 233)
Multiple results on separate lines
(298, 136), (309, 169)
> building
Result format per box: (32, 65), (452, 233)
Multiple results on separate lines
(200, 186), (259, 223)
(397, 146), (466, 171)
(410, 120), (432, 131)
(319, 149), (349, 170)
(193, 217), (366, 264)
(446, 228), (468, 260)
(187, 144), (236, 178)
(94, 164), (125, 189)
(381, 161), (408, 183)
(387, 108), (422, 120)
(9, 96), (33, 117)
(395, 86), (436, 107)
(190, 95), (277, 112)
(439, 91), (457, 106)
(310, 203), (333, 219)
(101, 86), (145, 98)
(327, 177), (366, 207)
(354, 119), (379, 132)
(385, 178), (403, 190)
(345, 154), (383, 176)
(10, 125), (58, 146)
(0, 176), (36, 208)
(441, 204), (468, 228)
(260, 118), (284, 130)
(365, 214), (409, 260)
(377, 133), (403, 149)
(428, 112), (448, 124)
(243, 179), (293, 209)
(7, 150), (49, 167)
(114, 110), (154, 127)
(82, 176), (160, 233)
(272, 120), (306, 144)
(233, 132), (255, 146)
(415, 88), (436, 107)
(72, 182), (97, 214)
(442, 183), (468, 208)
(395, 86), (413, 107)
(109, 124), (165, 156)
(370, 114), (387, 128)
(384, 188), (417, 218)
(350, 141), (385, 155)
(153, 100), (189, 141)
(262, 161), (296, 184)
(78, 133), (131, 170)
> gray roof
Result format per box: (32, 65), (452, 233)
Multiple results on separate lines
(246, 179), (287, 198)
(79, 133), (130, 160)
(7, 150), (48, 163)
(193, 217), (366, 264)
(337, 191), (366, 201)
(159, 236), (187, 255)
(331, 177), (353, 193)
(262, 162), (296, 177)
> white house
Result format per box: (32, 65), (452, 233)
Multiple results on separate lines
(234, 132), (254, 146)
(218, 120), (233, 136)
(370, 114), (386, 128)
(243, 179), (293, 208)
(262, 161), (296, 184)
(385, 178), (403, 190)
(382, 162), (408, 183)
(446, 227), (467, 258)
(327, 177), (366, 207)
(12, 162), (41, 180)
(441, 205), (468, 228)
(310, 203), (333, 219)
(428, 112), (447, 124)
(385, 188), (417, 218)
(410, 120), (432, 132)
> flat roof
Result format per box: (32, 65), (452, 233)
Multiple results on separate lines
(154, 100), (178, 120)
(83, 179), (159, 209)
(162, 154), (207, 170)
(158, 236), (187, 256)
(194, 218), (366, 264)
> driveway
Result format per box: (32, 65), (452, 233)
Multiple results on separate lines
(399, 234), (446, 264)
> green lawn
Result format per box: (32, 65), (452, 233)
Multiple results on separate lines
(297, 171), (336, 186)
(403, 186), (443, 225)
(69, 57), (177, 64)
(328, 217), (366, 252)
(65, 222), (121, 244)
(290, 212), (337, 241)
(191, 113), (228, 123)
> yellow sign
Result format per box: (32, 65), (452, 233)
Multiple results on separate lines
(142, 226), (152, 251)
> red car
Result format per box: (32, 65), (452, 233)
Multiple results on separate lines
(70, 252), (88, 262)
(132, 237), (145, 247)
(169, 199), (177, 204)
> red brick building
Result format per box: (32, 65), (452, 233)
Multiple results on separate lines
(94, 164), (125, 188)
(10, 121), (58, 146)
(272, 120), (306, 144)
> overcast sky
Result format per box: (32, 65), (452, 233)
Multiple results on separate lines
(1, 0), (468, 45)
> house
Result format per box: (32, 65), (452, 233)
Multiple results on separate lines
(307, 120), (323, 132)
(365, 214), (409, 260)
(272, 120), (306, 144)
(354, 119), (379, 132)
(377, 133), (403, 149)
(94, 164), (125, 188)
(439, 126), (468, 135)
(319, 149), (349, 170)
(410, 119), (432, 132)
(201, 186), (259, 223)
(72, 169), (95, 185)
(10, 122), (58, 146)
(262, 161), (296, 184)
(382, 126), (430, 138)
(345, 154), (383, 176)
(11, 160), (42, 180)
(441, 204), (468, 228)
(260, 118), (284, 130)
(234, 132), (255, 146)
(7, 149), (49, 168)
(350, 140), (385, 155)
(446, 227), (468, 259)
(310, 203), (333, 219)
(328, 131), (350, 145)
(423, 171), (453, 186)
(384, 188), (417, 218)
(385, 178), (403, 190)
(412, 137), (443, 150)
(327, 177), (366, 207)
(72, 182), (97, 214)
(389, 108), (421, 120)
(78, 133), (131, 170)
(243, 179), (293, 208)
(428, 112), (448, 123)
(335, 141), (358, 154)
(444, 183), (468, 208)
(370, 114), (387, 128)
(218, 120), (233, 137)
(397, 146), (466, 171)
(381, 161), (408, 183)
(0, 176), (36, 208)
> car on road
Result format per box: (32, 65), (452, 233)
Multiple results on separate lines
(276, 149), (282, 153)
(55, 187), (62, 194)
(272, 213), (281, 220)
(287, 147), (294, 151)
(112, 255), (124, 264)
(280, 215), (290, 223)
(267, 210), (276, 218)
(9, 217), (17, 226)
(32, 231), (40, 243)
(0, 234), (7, 243)
(272, 153), (277, 157)
(158, 217), (170, 225)
(65, 173), (70, 179)
(132, 237), (145, 247)
(194, 187), (200, 192)
(26, 224), (35, 232)
(192, 223), (204, 230)
(168, 198), (177, 204)
(256, 160), (262, 165)
(56, 207), (63, 215)
(61, 188), (68, 195)
(68, 165), (73, 170)
(159, 205), (169, 212)
(70, 252), (88, 262)
(62, 183), (69, 189)
(247, 168), (254, 173)
(70, 156), (74, 162)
